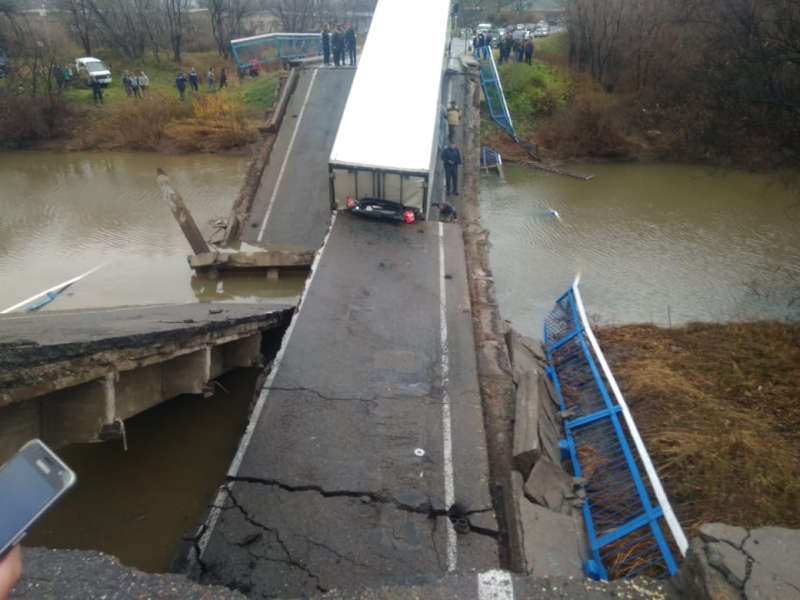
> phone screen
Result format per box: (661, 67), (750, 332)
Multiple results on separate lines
(0, 452), (61, 548)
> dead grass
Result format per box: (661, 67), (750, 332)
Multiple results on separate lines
(71, 90), (257, 152)
(596, 321), (800, 538)
(71, 92), (190, 151)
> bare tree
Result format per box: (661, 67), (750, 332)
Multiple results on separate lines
(267, 0), (320, 32)
(57, 0), (94, 56)
(207, 0), (257, 57)
(165, 0), (189, 62)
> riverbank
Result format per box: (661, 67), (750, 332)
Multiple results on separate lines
(0, 51), (283, 154)
(596, 321), (800, 538)
(482, 34), (799, 170)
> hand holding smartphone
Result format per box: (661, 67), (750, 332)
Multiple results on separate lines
(0, 440), (76, 558)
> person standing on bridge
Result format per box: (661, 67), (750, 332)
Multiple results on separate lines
(446, 101), (460, 142)
(321, 24), (331, 66)
(332, 26), (344, 67)
(442, 141), (461, 196)
(345, 25), (357, 66)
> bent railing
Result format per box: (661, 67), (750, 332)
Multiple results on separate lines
(475, 46), (517, 142)
(230, 33), (322, 70)
(544, 279), (688, 580)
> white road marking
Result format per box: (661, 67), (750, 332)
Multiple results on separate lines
(257, 68), (319, 242)
(438, 221), (457, 572)
(194, 211), (338, 563)
(477, 570), (515, 600)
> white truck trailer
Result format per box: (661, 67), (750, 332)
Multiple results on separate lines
(328, 0), (451, 223)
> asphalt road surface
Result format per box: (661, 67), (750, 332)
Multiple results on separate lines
(243, 66), (355, 251)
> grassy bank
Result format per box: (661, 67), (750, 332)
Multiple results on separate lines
(597, 321), (800, 538)
(3, 51), (282, 153)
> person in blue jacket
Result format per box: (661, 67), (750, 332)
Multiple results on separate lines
(441, 141), (462, 196)
(176, 71), (187, 100)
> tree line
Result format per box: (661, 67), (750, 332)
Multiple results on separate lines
(2, 0), (375, 64)
(563, 0), (800, 163)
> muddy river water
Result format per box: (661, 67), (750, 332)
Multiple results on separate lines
(481, 162), (800, 337)
(0, 151), (304, 310)
(1, 151), (299, 572)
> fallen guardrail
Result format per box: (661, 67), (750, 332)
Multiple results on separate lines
(544, 278), (688, 580)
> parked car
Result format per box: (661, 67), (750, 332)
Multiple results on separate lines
(533, 25), (550, 37)
(0, 49), (8, 79)
(74, 57), (111, 87)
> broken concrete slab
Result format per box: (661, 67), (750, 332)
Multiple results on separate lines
(524, 457), (584, 516)
(707, 541), (747, 587)
(743, 527), (800, 599)
(510, 470), (531, 574)
(512, 369), (542, 477)
(188, 250), (314, 272)
(672, 523), (800, 600)
(671, 536), (744, 600)
(506, 328), (547, 382)
(518, 499), (586, 578)
(699, 522), (749, 548)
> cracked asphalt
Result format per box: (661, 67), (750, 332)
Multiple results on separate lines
(196, 64), (497, 597)
(199, 214), (498, 596)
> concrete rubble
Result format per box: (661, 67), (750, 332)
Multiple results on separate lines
(671, 523), (800, 600)
(506, 327), (587, 578)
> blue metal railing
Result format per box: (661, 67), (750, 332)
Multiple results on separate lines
(544, 279), (687, 580)
(475, 46), (517, 141)
(230, 33), (322, 70)
(481, 146), (502, 168)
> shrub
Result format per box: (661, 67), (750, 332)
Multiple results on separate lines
(73, 92), (189, 151)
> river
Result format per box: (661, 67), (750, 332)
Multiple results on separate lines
(480, 162), (800, 337)
(0, 151), (304, 311)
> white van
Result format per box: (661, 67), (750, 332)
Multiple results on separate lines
(74, 57), (112, 87)
(476, 22), (492, 33)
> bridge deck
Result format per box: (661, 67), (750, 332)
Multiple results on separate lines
(243, 67), (355, 250)
(200, 62), (497, 595)
(201, 216), (497, 595)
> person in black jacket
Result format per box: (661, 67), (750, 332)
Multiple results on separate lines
(345, 25), (356, 66)
(332, 26), (344, 67)
(442, 141), (462, 196)
(321, 24), (331, 66)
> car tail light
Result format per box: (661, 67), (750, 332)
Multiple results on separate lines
(346, 197), (356, 210)
(403, 210), (416, 224)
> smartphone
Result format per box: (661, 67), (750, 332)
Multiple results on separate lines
(0, 439), (76, 556)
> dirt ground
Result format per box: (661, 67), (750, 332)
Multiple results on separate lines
(596, 321), (800, 538)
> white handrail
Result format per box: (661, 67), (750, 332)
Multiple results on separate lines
(571, 275), (689, 555)
(231, 32), (321, 45)
(1, 263), (107, 314)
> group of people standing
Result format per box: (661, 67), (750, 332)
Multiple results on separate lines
(472, 31), (534, 65)
(175, 67), (228, 100)
(497, 32), (534, 65)
(122, 71), (150, 98)
(321, 24), (357, 67)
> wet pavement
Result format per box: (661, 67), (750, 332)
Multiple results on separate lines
(197, 63), (498, 596)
